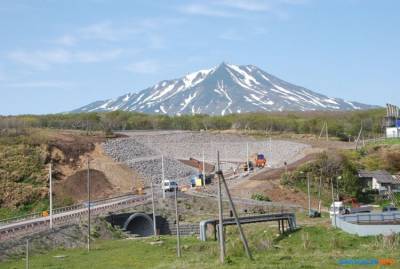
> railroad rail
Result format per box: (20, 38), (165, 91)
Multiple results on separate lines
(0, 194), (151, 241)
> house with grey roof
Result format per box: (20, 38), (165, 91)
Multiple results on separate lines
(358, 170), (400, 195)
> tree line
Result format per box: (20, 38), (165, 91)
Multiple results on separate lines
(0, 109), (386, 140)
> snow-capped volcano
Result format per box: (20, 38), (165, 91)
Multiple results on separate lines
(73, 62), (376, 115)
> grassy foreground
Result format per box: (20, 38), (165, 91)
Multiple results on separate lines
(1, 223), (399, 269)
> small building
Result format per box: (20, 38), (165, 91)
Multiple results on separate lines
(384, 104), (400, 138)
(358, 170), (400, 195)
(386, 127), (400, 138)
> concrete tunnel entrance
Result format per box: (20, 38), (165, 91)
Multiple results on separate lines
(123, 213), (154, 237)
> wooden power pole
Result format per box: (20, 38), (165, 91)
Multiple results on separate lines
(217, 151), (253, 260)
(216, 151), (225, 263)
(150, 180), (157, 237)
(87, 159), (91, 252)
(49, 163), (53, 229)
(174, 187), (181, 257)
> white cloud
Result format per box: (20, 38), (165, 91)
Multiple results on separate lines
(54, 34), (77, 46)
(125, 60), (160, 74)
(3, 81), (72, 88)
(8, 49), (70, 69)
(74, 49), (123, 63)
(8, 48), (123, 69)
(219, 29), (243, 41)
(79, 21), (119, 41)
(179, 4), (237, 17)
(78, 21), (141, 42)
(217, 0), (270, 11)
(0, 69), (6, 82)
(179, 0), (308, 17)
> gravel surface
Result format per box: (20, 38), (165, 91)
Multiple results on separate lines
(121, 131), (310, 168)
(102, 131), (310, 185)
(102, 138), (197, 184)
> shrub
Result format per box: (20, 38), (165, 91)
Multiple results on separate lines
(251, 193), (271, 202)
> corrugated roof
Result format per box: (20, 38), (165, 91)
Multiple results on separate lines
(358, 170), (396, 184)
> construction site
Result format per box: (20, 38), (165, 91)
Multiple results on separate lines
(0, 105), (400, 268)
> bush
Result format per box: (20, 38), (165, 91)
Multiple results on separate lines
(251, 193), (271, 202)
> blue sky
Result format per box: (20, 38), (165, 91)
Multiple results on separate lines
(0, 0), (399, 115)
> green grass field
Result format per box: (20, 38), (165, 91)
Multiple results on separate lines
(1, 223), (399, 269)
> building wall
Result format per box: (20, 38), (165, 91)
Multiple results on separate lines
(386, 127), (400, 138)
(372, 178), (380, 190)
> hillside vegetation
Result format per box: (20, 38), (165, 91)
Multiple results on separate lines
(0, 129), (108, 219)
(282, 143), (400, 207)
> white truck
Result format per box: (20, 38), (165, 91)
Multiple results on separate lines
(162, 180), (178, 192)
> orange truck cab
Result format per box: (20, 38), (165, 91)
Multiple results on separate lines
(255, 154), (266, 168)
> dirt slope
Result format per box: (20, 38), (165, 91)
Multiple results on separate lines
(230, 149), (323, 209)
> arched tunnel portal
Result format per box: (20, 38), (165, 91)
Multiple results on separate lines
(123, 213), (154, 237)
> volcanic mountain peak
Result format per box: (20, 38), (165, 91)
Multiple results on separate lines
(73, 62), (376, 115)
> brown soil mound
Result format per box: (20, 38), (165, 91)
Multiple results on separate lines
(54, 169), (114, 203)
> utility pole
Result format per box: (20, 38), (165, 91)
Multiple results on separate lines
(87, 159), (91, 252)
(25, 239), (29, 269)
(174, 187), (181, 257)
(269, 137), (272, 166)
(355, 122), (363, 150)
(336, 176), (340, 201)
(161, 155), (165, 199)
(150, 180), (157, 237)
(319, 122), (325, 140)
(326, 122), (329, 141)
(307, 173), (311, 216)
(331, 179), (337, 228)
(218, 163), (253, 260)
(246, 142), (249, 173)
(49, 163), (53, 229)
(202, 147), (205, 185)
(216, 151), (225, 263)
(318, 175), (322, 214)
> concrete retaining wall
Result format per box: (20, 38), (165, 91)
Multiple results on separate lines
(333, 212), (400, 236)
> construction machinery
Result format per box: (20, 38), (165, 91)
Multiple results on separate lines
(255, 154), (267, 168)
